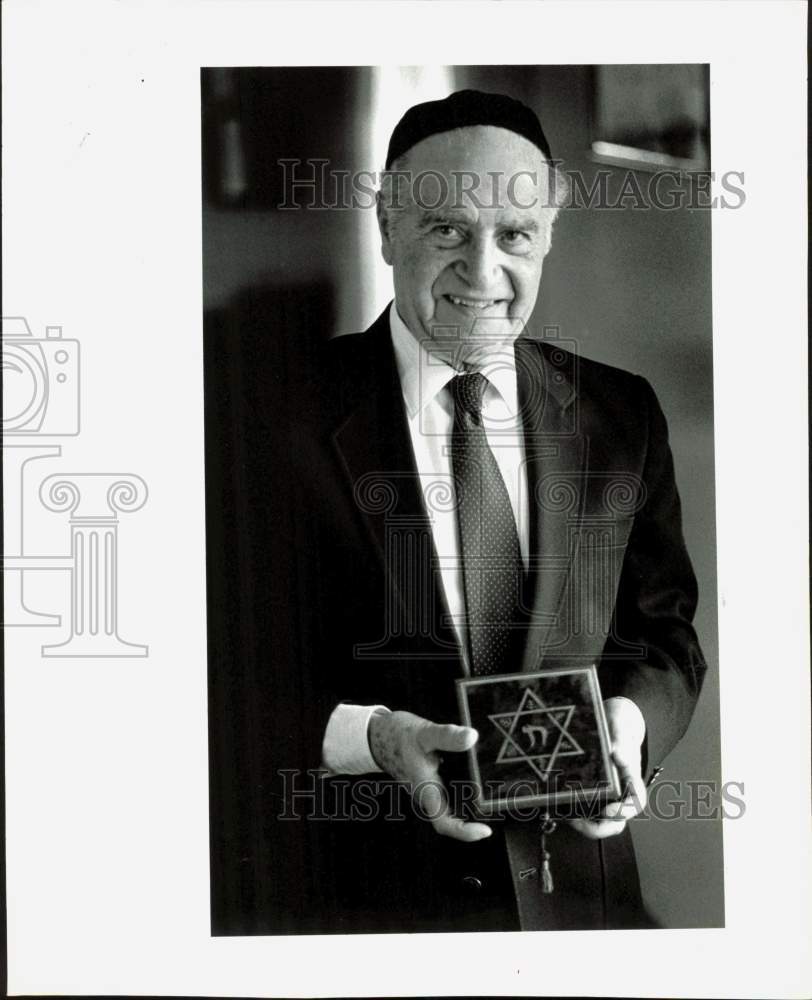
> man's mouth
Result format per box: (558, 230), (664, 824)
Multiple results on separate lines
(443, 294), (503, 310)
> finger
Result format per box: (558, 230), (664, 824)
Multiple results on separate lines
(601, 796), (643, 821)
(611, 748), (648, 818)
(413, 776), (445, 816)
(414, 776), (492, 842)
(417, 722), (478, 755)
(569, 816), (628, 840)
(432, 812), (493, 842)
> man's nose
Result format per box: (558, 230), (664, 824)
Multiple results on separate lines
(458, 238), (500, 291)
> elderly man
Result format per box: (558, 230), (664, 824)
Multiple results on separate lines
(208, 89), (706, 934)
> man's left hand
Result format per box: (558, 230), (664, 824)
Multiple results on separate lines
(568, 695), (647, 840)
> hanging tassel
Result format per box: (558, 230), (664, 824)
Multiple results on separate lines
(539, 811), (557, 895)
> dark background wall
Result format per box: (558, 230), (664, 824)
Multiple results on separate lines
(202, 64), (722, 929)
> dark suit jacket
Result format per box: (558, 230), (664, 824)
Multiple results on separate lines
(206, 301), (707, 935)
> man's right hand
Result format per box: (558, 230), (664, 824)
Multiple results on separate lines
(367, 709), (492, 843)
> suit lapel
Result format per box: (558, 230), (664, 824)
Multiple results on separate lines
(330, 310), (460, 660)
(330, 315), (413, 560)
(515, 338), (588, 671)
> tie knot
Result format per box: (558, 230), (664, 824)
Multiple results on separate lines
(451, 372), (488, 418)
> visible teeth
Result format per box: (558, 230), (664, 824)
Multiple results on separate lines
(447, 295), (495, 308)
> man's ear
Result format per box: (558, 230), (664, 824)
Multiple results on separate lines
(540, 206), (558, 258)
(376, 192), (394, 266)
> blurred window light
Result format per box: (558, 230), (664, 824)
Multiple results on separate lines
(358, 65), (455, 323)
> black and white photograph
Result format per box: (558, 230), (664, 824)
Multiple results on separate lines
(2, 2), (809, 998)
(203, 64), (722, 936)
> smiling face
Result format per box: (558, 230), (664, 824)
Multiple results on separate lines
(377, 125), (557, 366)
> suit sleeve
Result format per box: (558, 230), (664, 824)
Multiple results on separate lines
(598, 376), (707, 775)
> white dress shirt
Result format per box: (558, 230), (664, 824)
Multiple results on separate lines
(321, 303), (530, 774)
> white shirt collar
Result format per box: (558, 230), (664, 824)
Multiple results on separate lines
(389, 302), (520, 421)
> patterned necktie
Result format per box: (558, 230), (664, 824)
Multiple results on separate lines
(450, 372), (523, 676)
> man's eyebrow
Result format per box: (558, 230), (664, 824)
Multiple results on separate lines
(416, 209), (541, 233)
(500, 217), (540, 233)
(417, 208), (475, 227)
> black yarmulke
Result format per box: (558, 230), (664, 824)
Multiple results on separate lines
(385, 89), (552, 169)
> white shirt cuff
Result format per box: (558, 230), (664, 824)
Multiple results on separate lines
(321, 703), (390, 775)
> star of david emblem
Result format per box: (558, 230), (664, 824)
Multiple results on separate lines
(488, 687), (585, 782)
